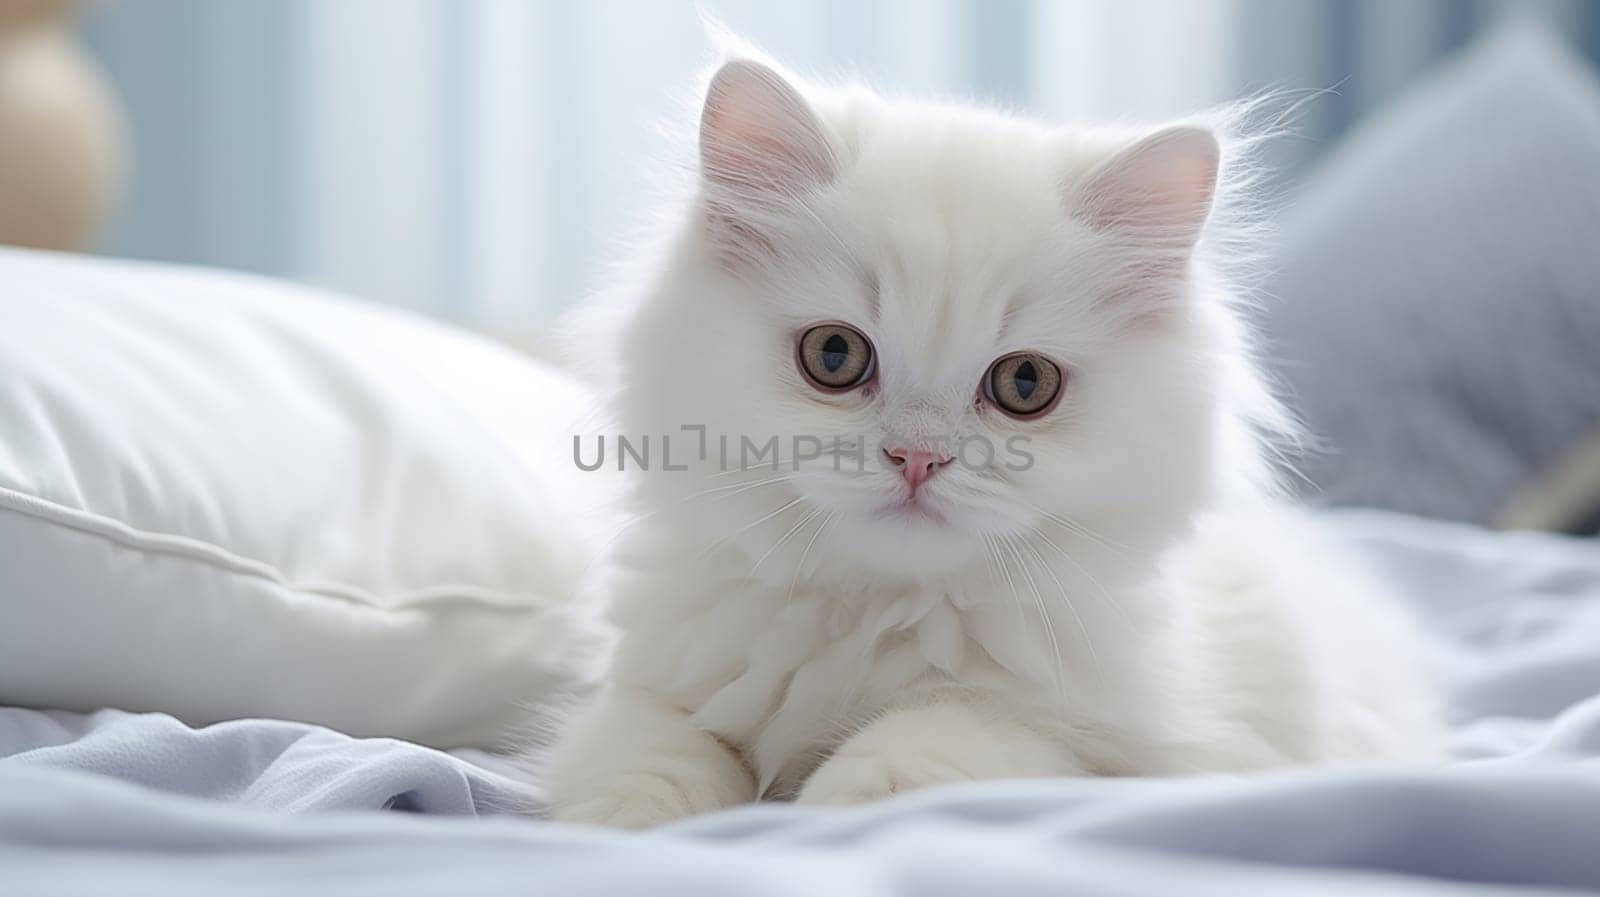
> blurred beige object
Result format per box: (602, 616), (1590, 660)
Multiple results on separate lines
(0, 0), (124, 250)
(1498, 426), (1600, 533)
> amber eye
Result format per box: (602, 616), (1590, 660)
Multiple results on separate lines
(798, 323), (875, 391)
(984, 352), (1063, 418)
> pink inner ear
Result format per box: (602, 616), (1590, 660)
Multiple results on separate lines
(1079, 126), (1219, 241)
(699, 60), (834, 197)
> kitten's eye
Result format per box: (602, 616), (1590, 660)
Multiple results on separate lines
(984, 352), (1063, 418)
(798, 323), (875, 391)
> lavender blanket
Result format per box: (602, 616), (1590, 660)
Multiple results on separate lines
(3, 509), (1599, 895)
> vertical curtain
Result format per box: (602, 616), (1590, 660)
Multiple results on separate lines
(79, 0), (1600, 331)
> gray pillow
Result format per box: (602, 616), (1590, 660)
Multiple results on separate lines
(1261, 25), (1600, 530)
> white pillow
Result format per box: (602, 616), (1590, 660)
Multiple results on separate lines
(0, 247), (608, 749)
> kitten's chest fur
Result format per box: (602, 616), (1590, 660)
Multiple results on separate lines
(605, 556), (1158, 795)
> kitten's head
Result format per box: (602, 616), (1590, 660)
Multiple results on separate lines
(616, 58), (1287, 579)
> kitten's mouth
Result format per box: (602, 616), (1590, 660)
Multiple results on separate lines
(874, 498), (946, 525)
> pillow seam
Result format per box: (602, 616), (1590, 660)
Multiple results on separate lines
(0, 484), (544, 614)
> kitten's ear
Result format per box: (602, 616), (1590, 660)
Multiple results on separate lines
(699, 59), (835, 199)
(1076, 126), (1219, 248)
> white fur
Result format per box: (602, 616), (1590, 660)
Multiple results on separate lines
(545, 55), (1439, 828)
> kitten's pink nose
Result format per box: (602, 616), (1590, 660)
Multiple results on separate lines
(883, 446), (953, 495)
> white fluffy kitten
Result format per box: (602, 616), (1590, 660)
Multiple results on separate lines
(547, 56), (1438, 828)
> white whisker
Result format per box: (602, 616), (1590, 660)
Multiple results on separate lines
(1019, 536), (1103, 686)
(984, 535), (1033, 680)
(1027, 528), (1134, 631)
(1019, 499), (1127, 555)
(750, 505), (824, 577)
(787, 511), (835, 604)
(699, 495), (808, 558)
(999, 535), (1072, 710)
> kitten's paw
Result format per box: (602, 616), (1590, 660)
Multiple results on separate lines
(795, 704), (1081, 806)
(552, 770), (750, 829)
(796, 748), (974, 806)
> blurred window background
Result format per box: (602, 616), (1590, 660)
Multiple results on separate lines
(70, 0), (1600, 337)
